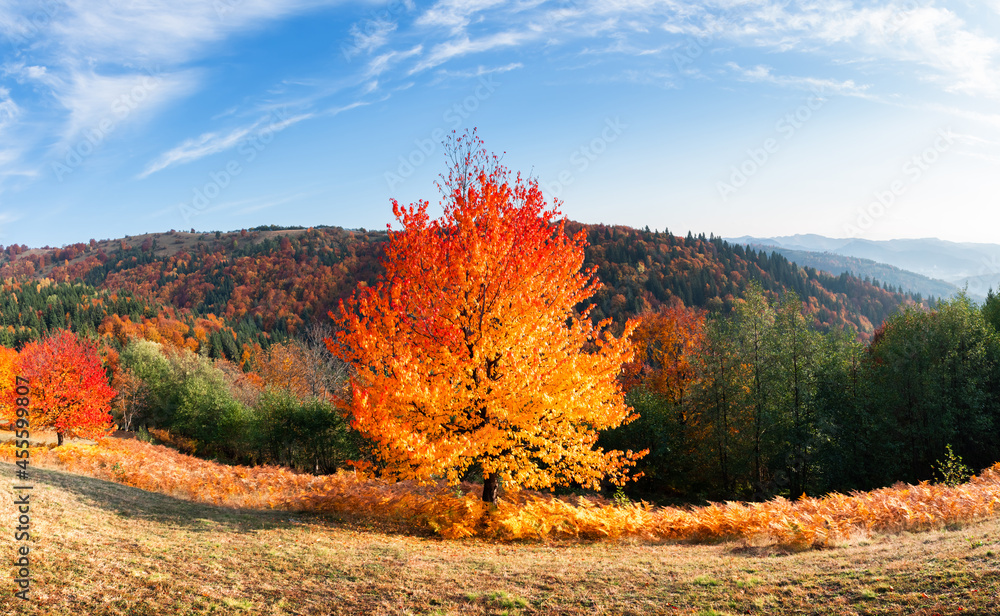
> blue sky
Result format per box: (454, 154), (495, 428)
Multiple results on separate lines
(1, 0), (999, 248)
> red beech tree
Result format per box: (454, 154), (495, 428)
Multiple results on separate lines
(17, 330), (117, 445)
(330, 131), (644, 503)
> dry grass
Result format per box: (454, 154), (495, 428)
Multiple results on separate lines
(2, 461), (1000, 615)
(4, 438), (1000, 548)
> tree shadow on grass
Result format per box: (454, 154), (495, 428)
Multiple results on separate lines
(2, 461), (436, 538)
(727, 543), (811, 557)
(2, 461), (284, 531)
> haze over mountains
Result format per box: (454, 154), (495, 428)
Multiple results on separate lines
(728, 234), (1000, 301)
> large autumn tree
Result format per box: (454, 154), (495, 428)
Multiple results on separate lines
(17, 330), (117, 445)
(330, 132), (643, 503)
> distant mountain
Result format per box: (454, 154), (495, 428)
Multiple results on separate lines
(728, 234), (854, 253)
(573, 225), (926, 337)
(728, 235), (1000, 301)
(726, 241), (959, 301)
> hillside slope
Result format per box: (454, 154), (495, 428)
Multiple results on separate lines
(0, 224), (926, 342)
(2, 461), (997, 615)
(728, 242), (959, 300)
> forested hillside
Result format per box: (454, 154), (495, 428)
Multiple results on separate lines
(574, 223), (926, 336)
(0, 223), (926, 353)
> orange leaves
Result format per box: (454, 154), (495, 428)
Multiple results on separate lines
(253, 342), (330, 401)
(4, 438), (1000, 546)
(625, 302), (707, 403)
(0, 346), (17, 423)
(331, 132), (641, 501)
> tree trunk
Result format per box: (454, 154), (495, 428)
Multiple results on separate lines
(56, 431), (64, 447)
(482, 473), (500, 504)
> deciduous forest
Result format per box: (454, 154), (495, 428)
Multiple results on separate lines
(0, 138), (993, 516)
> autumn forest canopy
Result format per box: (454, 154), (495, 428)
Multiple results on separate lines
(2, 134), (998, 510)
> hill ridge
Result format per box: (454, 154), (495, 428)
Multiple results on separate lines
(0, 223), (928, 350)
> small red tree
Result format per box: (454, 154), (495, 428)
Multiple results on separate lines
(330, 131), (643, 503)
(17, 330), (116, 445)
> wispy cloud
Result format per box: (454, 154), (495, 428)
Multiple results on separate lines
(415, 0), (508, 34)
(344, 19), (398, 59)
(0, 87), (20, 132)
(367, 45), (424, 78)
(923, 103), (1000, 131)
(410, 31), (535, 74)
(726, 62), (872, 97)
(139, 112), (313, 178)
(430, 62), (523, 80)
(50, 69), (201, 146)
(0, 0), (347, 190)
(39, 0), (343, 67)
(0, 85), (34, 192)
(397, 1), (1000, 101)
(658, 2), (1000, 100)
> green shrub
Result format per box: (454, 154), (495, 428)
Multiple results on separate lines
(934, 444), (973, 487)
(251, 389), (360, 473)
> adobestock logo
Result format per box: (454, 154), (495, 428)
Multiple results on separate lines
(384, 74), (499, 191)
(178, 108), (291, 223)
(340, 0), (410, 62)
(543, 117), (626, 198)
(6, 1), (60, 51)
(844, 128), (955, 237)
(51, 69), (162, 183)
(716, 89), (826, 202)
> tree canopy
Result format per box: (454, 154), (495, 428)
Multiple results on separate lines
(330, 132), (643, 503)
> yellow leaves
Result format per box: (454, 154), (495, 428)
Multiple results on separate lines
(331, 140), (644, 500)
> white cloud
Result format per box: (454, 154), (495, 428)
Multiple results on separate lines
(0, 87), (29, 188)
(835, 4), (1000, 98)
(367, 45), (424, 77)
(431, 62), (523, 80)
(139, 111), (313, 178)
(0, 0), (348, 191)
(0, 87), (20, 132)
(418, 1), (1000, 102)
(42, 0), (342, 67)
(53, 69), (201, 146)
(416, 0), (508, 34)
(726, 62), (872, 97)
(686, 2), (1000, 100)
(924, 103), (1000, 131)
(410, 31), (535, 74)
(343, 19), (398, 59)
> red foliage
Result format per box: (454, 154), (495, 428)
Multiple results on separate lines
(15, 330), (116, 444)
(624, 301), (707, 404)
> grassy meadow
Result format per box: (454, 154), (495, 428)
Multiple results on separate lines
(2, 458), (1000, 615)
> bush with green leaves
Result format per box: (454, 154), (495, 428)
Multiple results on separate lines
(117, 338), (360, 471)
(251, 389), (360, 473)
(933, 444), (973, 487)
(118, 339), (174, 427)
